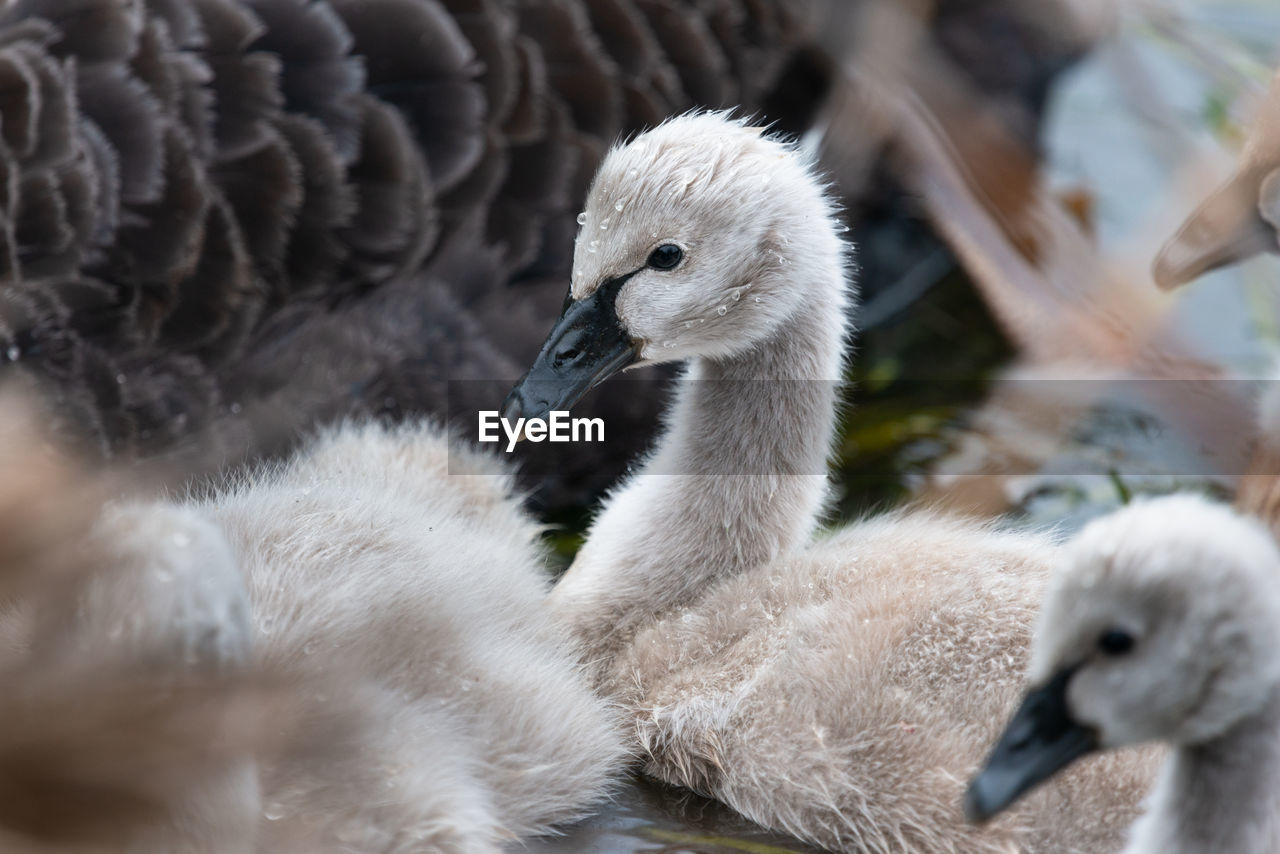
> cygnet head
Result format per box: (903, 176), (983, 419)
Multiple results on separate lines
(1152, 69), (1280, 289)
(965, 494), (1280, 822)
(504, 112), (849, 420)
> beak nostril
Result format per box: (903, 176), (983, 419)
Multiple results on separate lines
(554, 347), (580, 368)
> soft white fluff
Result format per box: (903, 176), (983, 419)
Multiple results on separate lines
(1033, 494), (1280, 854)
(0, 414), (626, 852)
(197, 421), (627, 852)
(549, 113), (1157, 853)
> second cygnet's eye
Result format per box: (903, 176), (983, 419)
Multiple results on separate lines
(1097, 628), (1135, 656)
(647, 244), (683, 270)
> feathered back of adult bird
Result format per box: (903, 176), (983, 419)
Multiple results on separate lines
(0, 0), (829, 489)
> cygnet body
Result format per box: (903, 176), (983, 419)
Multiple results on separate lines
(198, 421), (627, 851)
(0, 413), (626, 852)
(505, 113), (1157, 853)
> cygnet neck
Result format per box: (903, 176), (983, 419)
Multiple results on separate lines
(1134, 683), (1280, 854)
(550, 251), (850, 667)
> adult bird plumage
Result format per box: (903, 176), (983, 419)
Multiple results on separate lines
(0, 0), (829, 504)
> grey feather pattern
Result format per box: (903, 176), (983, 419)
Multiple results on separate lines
(0, 0), (828, 505)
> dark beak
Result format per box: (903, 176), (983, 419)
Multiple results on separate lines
(502, 273), (640, 423)
(1153, 173), (1278, 290)
(963, 667), (1099, 824)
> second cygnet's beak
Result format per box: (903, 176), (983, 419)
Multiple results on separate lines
(963, 667), (1099, 824)
(502, 273), (641, 423)
(1152, 174), (1279, 290)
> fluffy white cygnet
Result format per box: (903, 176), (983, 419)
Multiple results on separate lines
(504, 112), (1158, 853)
(968, 494), (1280, 854)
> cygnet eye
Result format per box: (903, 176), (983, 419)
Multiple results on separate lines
(1097, 628), (1135, 656)
(647, 244), (683, 270)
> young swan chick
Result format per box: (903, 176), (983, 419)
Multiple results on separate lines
(195, 421), (628, 853)
(967, 494), (1280, 853)
(0, 389), (626, 852)
(507, 113), (1158, 853)
(1153, 69), (1280, 289)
